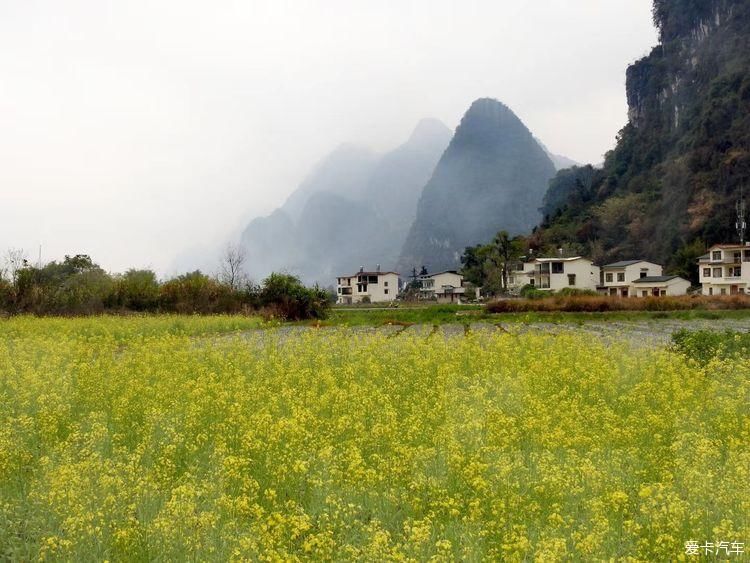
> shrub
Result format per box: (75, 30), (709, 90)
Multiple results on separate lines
(258, 273), (330, 320)
(672, 329), (750, 364)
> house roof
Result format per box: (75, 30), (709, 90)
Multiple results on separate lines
(420, 270), (463, 278)
(707, 243), (750, 251)
(632, 275), (684, 284)
(530, 256), (586, 263)
(603, 259), (651, 268)
(338, 271), (399, 278)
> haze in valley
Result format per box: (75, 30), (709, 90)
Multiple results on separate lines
(0, 1), (658, 277)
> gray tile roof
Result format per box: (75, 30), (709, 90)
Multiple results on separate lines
(632, 275), (682, 283)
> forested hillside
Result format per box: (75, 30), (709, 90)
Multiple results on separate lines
(533, 0), (750, 279)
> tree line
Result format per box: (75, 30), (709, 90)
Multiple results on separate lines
(0, 246), (330, 320)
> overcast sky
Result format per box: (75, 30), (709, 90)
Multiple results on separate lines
(0, 0), (657, 275)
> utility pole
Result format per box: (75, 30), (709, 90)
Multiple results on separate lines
(737, 187), (747, 244)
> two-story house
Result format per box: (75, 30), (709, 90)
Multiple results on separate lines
(599, 260), (663, 297)
(419, 270), (466, 303)
(527, 257), (600, 291)
(698, 243), (750, 295)
(336, 267), (399, 304)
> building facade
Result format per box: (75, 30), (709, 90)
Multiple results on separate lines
(631, 275), (691, 297)
(527, 257), (600, 291)
(599, 260), (663, 297)
(698, 244), (750, 295)
(419, 270), (466, 303)
(336, 269), (399, 304)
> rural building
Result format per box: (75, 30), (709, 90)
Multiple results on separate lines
(507, 261), (535, 290)
(698, 243), (750, 295)
(527, 257), (600, 291)
(599, 260), (663, 297)
(419, 270), (466, 303)
(336, 268), (399, 304)
(630, 275), (691, 297)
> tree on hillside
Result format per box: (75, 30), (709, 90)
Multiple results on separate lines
(4, 248), (28, 285)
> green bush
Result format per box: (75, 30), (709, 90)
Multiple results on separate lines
(519, 284), (548, 299)
(671, 329), (750, 364)
(259, 273), (330, 321)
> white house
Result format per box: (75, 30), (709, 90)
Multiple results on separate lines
(698, 243), (750, 295)
(336, 268), (399, 304)
(630, 275), (691, 297)
(600, 260), (663, 297)
(419, 270), (466, 303)
(527, 257), (600, 291)
(507, 261), (536, 290)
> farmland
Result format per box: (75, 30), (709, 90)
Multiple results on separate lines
(0, 315), (748, 560)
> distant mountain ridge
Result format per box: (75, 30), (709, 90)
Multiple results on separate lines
(240, 119), (452, 284)
(398, 98), (557, 272)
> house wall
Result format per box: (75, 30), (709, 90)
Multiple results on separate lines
(336, 272), (398, 303)
(631, 278), (690, 297)
(532, 259), (599, 291)
(698, 246), (750, 295)
(602, 262), (662, 288)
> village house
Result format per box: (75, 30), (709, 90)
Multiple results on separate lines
(629, 275), (691, 297)
(526, 256), (600, 291)
(599, 260), (663, 297)
(336, 267), (399, 304)
(419, 270), (466, 303)
(698, 243), (750, 295)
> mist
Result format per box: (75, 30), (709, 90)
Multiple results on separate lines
(0, 0), (657, 276)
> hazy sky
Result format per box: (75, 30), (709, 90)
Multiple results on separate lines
(0, 0), (657, 275)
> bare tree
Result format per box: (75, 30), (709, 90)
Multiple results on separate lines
(4, 248), (27, 285)
(219, 243), (247, 290)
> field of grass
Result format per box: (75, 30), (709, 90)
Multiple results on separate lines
(326, 302), (750, 327)
(0, 316), (748, 560)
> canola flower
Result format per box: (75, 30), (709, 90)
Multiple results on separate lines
(0, 316), (747, 561)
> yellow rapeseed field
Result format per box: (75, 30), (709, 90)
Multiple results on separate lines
(0, 316), (747, 561)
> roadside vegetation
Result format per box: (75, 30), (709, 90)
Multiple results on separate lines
(0, 253), (329, 320)
(486, 294), (750, 313)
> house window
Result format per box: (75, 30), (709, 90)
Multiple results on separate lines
(337, 288), (341, 294)
(730, 266), (741, 277)
(709, 287), (713, 295)
(712, 251), (722, 261)
(384, 281), (388, 287)
(605, 273), (613, 283)
(617, 273), (625, 282)
(721, 288), (727, 295)
(703, 268), (711, 277)
(660, 290), (666, 296)
(551, 262), (564, 274)
(529, 279), (535, 286)
(642, 290), (648, 297)
(368, 275), (378, 284)
(567, 274), (576, 286)
(733, 252), (742, 263)
(713, 268), (722, 278)
(384, 289), (389, 295)
(640, 271), (647, 278)
(744, 250), (750, 262)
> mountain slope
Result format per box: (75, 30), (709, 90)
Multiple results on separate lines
(240, 119), (451, 284)
(533, 0), (750, 276)
(398, 98), (557, 272)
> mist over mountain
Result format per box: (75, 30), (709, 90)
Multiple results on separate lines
(240, 119), (452, 284)
(533, 0), (750, 276)
(398, 98), (557, 273)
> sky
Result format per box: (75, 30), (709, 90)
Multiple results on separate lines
(0, 0), (658, 276)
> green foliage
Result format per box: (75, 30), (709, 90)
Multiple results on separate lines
(519, 284), (547, 299)
(556, 287), (598, 297)
(258, 273), (330, 321)
(109, 269), (161, 311)
(460, 230), (526, 295)
(1, 254), (328, 320)
(671, 328), (750, 363)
